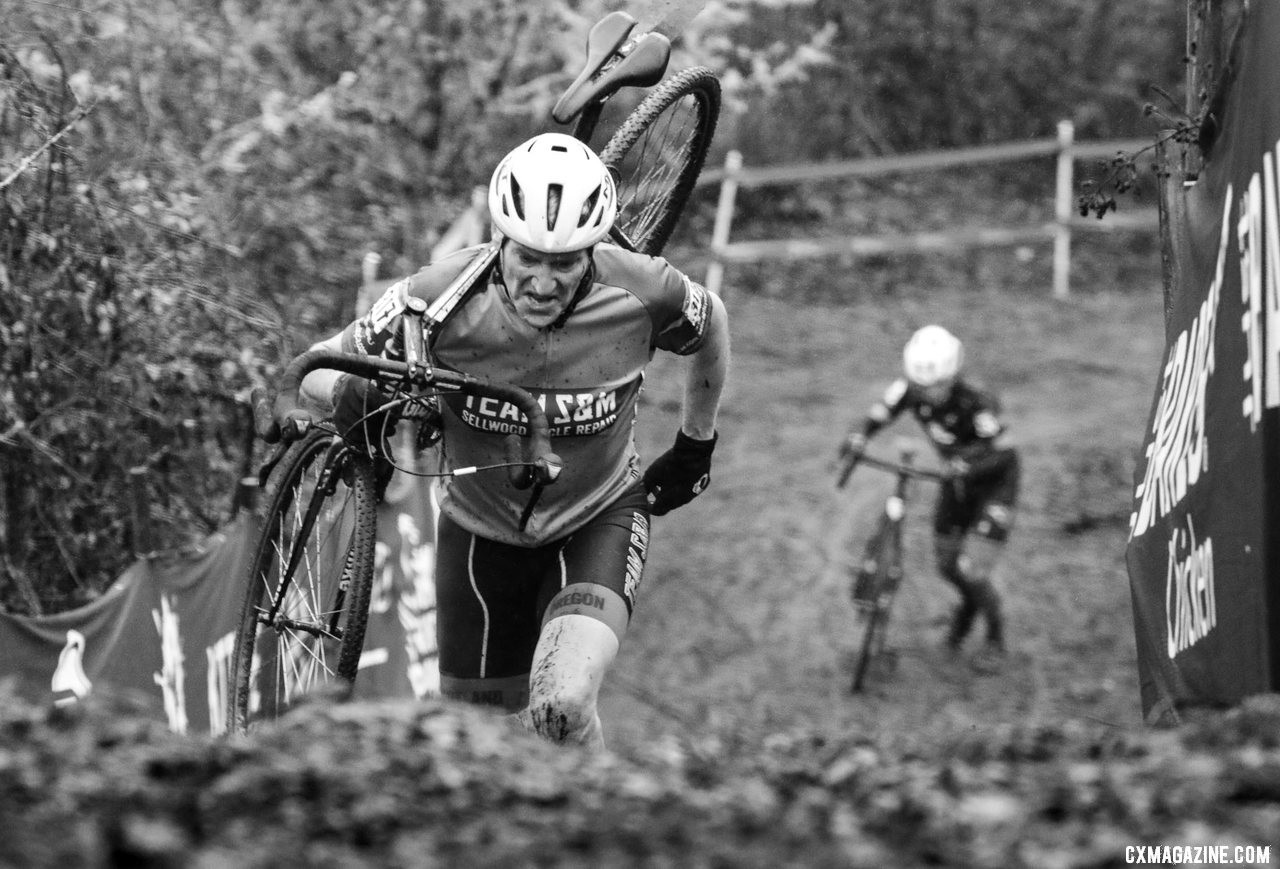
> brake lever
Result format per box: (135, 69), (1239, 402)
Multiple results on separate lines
(517, 483), (545, 533)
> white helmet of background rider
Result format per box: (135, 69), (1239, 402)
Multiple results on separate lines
(487, 132), (618, 253)
(903, 325), (964, 388)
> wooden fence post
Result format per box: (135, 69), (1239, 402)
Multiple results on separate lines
(229, 397), (259, 520)
(1052, 120), (1075, 299)
(704, 149), (742, 297)
(129, 466), (153, 558)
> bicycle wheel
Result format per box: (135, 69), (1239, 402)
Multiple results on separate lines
(227, 429), (379, 734)
(851, 596), (889, 693)
(599, 66), (720, 256)
(850, 519), (900, 693)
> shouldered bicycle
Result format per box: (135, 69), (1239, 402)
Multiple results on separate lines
(227, 13), (721, 735)
(837, 446), (948, 693)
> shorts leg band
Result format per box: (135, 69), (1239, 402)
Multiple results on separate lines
(439, 673), (529, 712)
(541, 582), (630, 641)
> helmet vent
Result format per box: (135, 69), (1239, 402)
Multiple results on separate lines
(509, 176), (525, 220)
(580, 186), (601, 227)
(546, 184), (563, 230)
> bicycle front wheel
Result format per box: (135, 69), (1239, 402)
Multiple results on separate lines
(227, 430), (379, 734)
(850, 518), (903, 693)
(851, 601), (889, 694)
(599, 66), (720, 256)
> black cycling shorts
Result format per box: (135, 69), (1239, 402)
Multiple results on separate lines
(435, 482), (650, 711)
(934, 447), (1021, 541)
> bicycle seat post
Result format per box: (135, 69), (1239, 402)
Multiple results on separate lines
(401, 296), (432, 382)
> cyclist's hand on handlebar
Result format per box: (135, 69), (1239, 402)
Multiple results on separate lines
(644, 429), (716, 516)
(838, 432), (867, 461)
(332, 374), (398, 455)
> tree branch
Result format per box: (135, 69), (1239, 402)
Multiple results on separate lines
(0, 100), (95, 191)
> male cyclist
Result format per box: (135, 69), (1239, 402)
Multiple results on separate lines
(838, 325), (1019, 672)
(299, 133), (730, 751)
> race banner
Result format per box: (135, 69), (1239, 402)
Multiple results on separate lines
(0, 471), (440, 734)
(1126, 0), (1280, 720)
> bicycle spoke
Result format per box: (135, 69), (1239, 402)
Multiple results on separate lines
(601, 67), (719, 256)
(614, 97), (699, 243)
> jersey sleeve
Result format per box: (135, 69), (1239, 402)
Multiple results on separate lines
(653, 272), (713, 355)
(863, 378), (910, 437)
(592, 246), (712, 355)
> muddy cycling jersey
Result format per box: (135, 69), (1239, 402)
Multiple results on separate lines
(342, 242), (711, 546)
(863, 377), (1006, 460)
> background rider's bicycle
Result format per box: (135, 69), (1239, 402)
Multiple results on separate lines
(837, 447), (947, 694)
(227, 12), (721, 735)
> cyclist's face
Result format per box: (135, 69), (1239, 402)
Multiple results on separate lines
(501, 241), (591, 328)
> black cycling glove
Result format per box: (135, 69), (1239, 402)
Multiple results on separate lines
(643, 429), (717, 516)
(332, 374), (398, 455)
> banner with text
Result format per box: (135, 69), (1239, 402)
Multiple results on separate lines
(0, 473), (440, 734)
(1126, 1), (1280, 720)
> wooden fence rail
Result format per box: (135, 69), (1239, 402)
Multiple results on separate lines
(696, 120), (1158, 299)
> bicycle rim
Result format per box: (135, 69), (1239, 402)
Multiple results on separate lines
(599, 66), (720, 256)
(227, 431), (378, 734)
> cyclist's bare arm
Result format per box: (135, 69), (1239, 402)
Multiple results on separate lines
(298, 332), (345, 413)
(679, 293), (730, 440)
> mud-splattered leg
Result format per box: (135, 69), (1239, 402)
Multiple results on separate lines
(515, 613), (619, 753)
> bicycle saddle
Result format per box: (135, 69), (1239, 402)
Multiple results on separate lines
(552, 11), (671, 124)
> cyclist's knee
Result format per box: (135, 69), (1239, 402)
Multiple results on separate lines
(963, 535), (1005, 584)
(974, 501), (1015, 543)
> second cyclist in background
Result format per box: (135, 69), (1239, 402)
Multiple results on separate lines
(838, 325), (1020, 673)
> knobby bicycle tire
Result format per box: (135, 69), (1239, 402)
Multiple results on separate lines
(599, 66), (720, 256)
(227, 429), (379, 734)
(851, 593), (889, 693)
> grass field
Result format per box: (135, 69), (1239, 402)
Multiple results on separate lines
(603, 276), (1169, 756)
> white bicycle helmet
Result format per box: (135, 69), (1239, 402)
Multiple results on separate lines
(488, 133), (617, 253)
(903, 325), (964, 387)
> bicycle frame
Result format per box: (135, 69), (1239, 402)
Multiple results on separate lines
(843, 449), (947, 693)
(260, 432), (352, 639)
